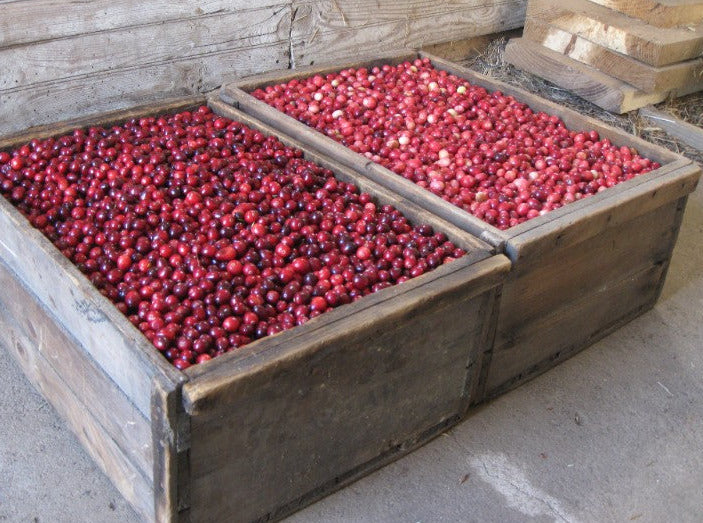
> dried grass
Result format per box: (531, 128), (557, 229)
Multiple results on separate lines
(458, 38), (703, 165)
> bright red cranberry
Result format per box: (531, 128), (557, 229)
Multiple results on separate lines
(0, 106), (465, 369)
(252, 59), (658, 230)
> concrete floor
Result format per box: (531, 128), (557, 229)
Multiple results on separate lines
(1, 180), (701, 522)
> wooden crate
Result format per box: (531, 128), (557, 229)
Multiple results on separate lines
(219, 51), (702, 401)
(0, 97), (510, 522)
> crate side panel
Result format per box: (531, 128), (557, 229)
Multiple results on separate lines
(0, 302), (155, 522)
(187, 286), (490, 522)
(0, 260), (154, 481)
(0, 196), (165, 417)
(496, 199), (680, 341)
(484, 262), (666, 398)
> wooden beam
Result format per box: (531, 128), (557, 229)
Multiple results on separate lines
(0, 0), (285, 48)
(289, 0), (526, 67)
(640, 106), (703, 151)
(504, 38), (669, 113)
(527, 0), (703, 67)
(585, 0), (703, 28)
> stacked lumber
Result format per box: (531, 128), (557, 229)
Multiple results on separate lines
(505, 0), (703, 112)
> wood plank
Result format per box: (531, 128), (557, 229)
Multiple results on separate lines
(527, 0), (703, 66)
(0, 6), (289, 91)
(183, 257), (507, 522)
(506, 161), (700, 261)
(289, 0), (526, 67)
(184, 254), (510, 388)
(0, 307), (155, 522)
(0, 260), (154, 483)
(640, 106), (703, 152)
(484, 262), (665, 398)
(0, 0), (285, 48)
(586, 0), (703, 28)
(152, 378), (186, 523)
(524, 20), (703, 93)
(504, 38), (671, 113)
(497, 201), (679, 344)
(0, 37), (288, 136)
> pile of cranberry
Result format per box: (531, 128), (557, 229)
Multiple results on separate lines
(0, 106), (465, 369)
(253, 58), (660, 230)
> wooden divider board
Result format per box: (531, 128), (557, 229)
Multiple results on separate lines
(505, 38), (674, 113)
(523, 20), (703, 93)
(586, 0), (703, 28)
(527, 0), (703, 67)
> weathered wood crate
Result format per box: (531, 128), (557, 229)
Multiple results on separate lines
(0, 97), (510, 522)
(219, 51), (702, 401)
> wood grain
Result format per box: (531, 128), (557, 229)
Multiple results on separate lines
(497, 202), (679, 345)
(640, 106), (703, 152)
(0, 299), (155, 521)
(586, 0), (703, 28)
(0, 6), (289, 91)
(0, 260), (153, 482)
(0, 0), (284, 48)
(183, 256), (508, 522)
(289, 0), (526, 66)
(152, 378), (186, 523)
(0, 44), (290, 136)
(527, 0), (703, 66)
(504, 38), (670, 113)
(0, 6), (290, 135)
(484, 262), (666, 397)
(524, 20), (703, 93)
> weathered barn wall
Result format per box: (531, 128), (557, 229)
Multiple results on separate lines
(0, 0), (526, 134)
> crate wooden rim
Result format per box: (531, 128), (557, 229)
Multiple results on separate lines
(220, 50), (700, 256)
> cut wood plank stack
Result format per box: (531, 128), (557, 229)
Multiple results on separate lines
(505, 0), (703, 112)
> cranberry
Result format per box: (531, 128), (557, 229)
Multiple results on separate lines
(252, 58), (659, 230)
(0, 106), (465, 368)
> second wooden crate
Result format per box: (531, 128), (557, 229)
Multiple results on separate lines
(219, 52), (702, 401)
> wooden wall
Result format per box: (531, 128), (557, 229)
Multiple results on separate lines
(0, 0), (525, 135)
